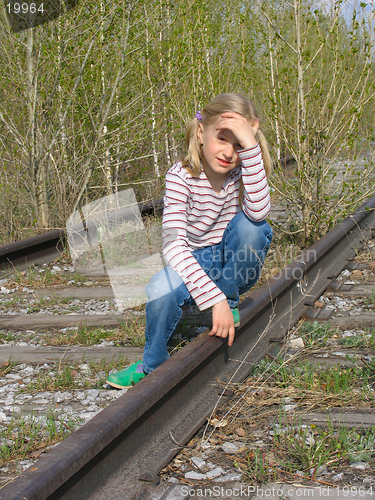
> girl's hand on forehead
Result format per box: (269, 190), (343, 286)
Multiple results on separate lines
(217, 112), (259, 150)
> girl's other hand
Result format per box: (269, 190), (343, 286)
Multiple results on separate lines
(218, 112), (259, 150)
(209, 299), (235, 346)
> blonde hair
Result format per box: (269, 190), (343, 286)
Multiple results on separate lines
(181, 93), (272, 207)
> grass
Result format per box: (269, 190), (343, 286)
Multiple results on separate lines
(338, 331), (375, 348)
(243, 417), (375, 482)
(0, 410), (81, 467)
(292, 321), (375, 349)
(21, 356), (131, 392)
(0, 331), (18, 343)
(364, 289), (375, 306)
(251, 355), (372, 397)
(3, 264), (88, 289)
(24, 365), (77, 392)
(208, 318), (375, 484)
(42, 319), (146, 348)
(0, 358), (19, 377)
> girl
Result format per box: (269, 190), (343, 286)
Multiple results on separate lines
(107, 93), (273, 388)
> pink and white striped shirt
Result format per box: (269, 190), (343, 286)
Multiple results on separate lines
(162, 144), (270, 311)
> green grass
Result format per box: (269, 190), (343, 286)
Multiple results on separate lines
(0, 411), (81, 466)
(364, 289), (375, 306)
(0, 358), (19, 377)
(0, 331), (17, 343)
(4, 264), (87, 289)
(21, 356), (131, 392)
(24, 365), (77, 392)
(298, 322), (338, 347)
(39, 320), (145, 348)
(244, 417), (375, 482)
(252, 355), (372, 397)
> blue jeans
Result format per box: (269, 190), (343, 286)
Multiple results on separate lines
(142, 211), (273, 373)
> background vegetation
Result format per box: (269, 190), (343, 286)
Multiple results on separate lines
(0, 0), (374, 246)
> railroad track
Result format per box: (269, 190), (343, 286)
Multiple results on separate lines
(0, 195), (374, 500)
(0, 199), (164, 274)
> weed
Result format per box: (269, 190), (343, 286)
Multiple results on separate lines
(21, 356), (132, 392)
(246, 449), (269, 482)
(27, 306), (41, 314)
(88, 356), (131, 386)
(60, 296), (74, 304)
(0, 296), (22, 312)
(338, 329), (375, 348)
(0, 358), (19, 377)
(0, 331), (17, 343)
(298, 322), (337, 347)
(118, 318), (146, 348)
(364, 289), (375, 306)
(25, 365), (77, 392)
(0, 411), (80, 466)
(252, 355), (373, 399)
(244, 417), (375, 482)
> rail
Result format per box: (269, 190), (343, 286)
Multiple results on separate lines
(0, 194), (374, 500)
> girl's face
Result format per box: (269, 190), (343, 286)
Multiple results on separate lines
(198, 119), (242, 179)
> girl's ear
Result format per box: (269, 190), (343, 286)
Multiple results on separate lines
(251, 119), (260, 135)
(197, 123), (204, 144)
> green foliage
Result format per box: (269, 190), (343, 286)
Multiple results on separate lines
(0, 411), (80, 466)
(0, 0), (373, 243)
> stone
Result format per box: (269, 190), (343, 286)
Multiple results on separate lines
(332, 473), (344, 482)
(87, 389), (100, 400)
(351, 270), (363, 277)
(236, 427), (246, 437)
(284, 404), (296, 412)
(213, 472), (242, 482)
(305, 435), (315, 445)
(220, 442), (240, 454)
(19, 460), (33, 471)
(350, 461), (369, 470)
(206, 467), (225, 479)
(5, 373), (21, 380)
(54, 392), (64, 403)
(185, 471), (207, 480)
(288, 337), (304, 349)
(80, 412), (97, 421)
(168, 477), (179, 484)
(191, 457), (206, 470)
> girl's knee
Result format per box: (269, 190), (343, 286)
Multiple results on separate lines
(146, 266), (193, 310)
(146, 266), (184, 302)
(239, 214), (273, 251)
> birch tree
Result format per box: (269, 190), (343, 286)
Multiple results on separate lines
(259, 0), (375, 244)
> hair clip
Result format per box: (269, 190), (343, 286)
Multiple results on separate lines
(195, 110), (203, 121)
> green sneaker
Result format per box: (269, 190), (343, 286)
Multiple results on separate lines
(232, 307), (240, 327)
(106, 361), (145, 389)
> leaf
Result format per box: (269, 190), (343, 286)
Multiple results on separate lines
(210, 418), (228, 428)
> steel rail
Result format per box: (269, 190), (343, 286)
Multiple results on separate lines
(0, 229), (66, 272)
(1, 195), (374, 500)
(0, 199), (164, 273)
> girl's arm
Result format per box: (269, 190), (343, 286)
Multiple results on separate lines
(238, 144), (271, 222)
(218, 112), (270, 221)
(162, 165), (227, 312)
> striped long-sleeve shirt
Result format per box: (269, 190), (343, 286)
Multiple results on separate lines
(162, 144), (270, 311)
